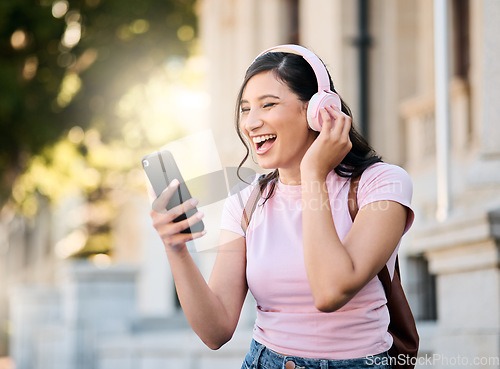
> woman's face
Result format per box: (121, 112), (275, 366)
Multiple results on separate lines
(239, 71), (317, 172)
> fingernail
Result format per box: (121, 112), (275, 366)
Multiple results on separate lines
(170, 179), (180, 187)
(197, 211), (204, 219)
(190, 198), (199, 206)
(201, 230), (207, 236)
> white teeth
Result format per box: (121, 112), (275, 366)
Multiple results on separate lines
(252, 134), (277, 144)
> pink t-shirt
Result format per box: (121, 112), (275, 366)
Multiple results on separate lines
(220, 162), (414, 359)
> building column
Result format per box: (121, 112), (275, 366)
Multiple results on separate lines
(9, 286), (62, 369)
(61, 260), (138, 369)
(478, 0), (500, 157)
(299, 0), (354, 97)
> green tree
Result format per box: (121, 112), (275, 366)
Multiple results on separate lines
(0, 0), (197, 205)
(0, 0), (199, 356)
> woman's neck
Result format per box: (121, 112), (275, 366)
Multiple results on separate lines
(278, 167), (302, 185)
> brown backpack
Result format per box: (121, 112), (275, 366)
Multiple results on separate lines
(241, 176), (419, 369)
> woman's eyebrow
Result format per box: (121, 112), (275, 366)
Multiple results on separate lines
(240, 94), (280, 104)
(258, 94), (280, 101)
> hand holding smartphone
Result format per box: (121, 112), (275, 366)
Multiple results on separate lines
(142, 149), (205, 234)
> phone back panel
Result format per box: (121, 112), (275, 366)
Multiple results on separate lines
(142, 150), (204, 233)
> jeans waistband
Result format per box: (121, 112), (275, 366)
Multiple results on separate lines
(246, 339), (391, 369)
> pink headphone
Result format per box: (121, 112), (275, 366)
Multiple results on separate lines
(255, 44), (342, 131)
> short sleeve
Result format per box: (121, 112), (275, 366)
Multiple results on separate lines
(357, 163), (414, 234)
(220, 174), (260, 237)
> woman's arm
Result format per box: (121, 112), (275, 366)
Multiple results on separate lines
(300, 106), (408, 312)
(301, 181), (408, 312)
(151, 181), (248, 349)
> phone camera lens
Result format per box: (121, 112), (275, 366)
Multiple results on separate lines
(143, 160), (149, 167)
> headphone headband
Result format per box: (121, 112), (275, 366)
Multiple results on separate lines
(255, 44), (331, 92)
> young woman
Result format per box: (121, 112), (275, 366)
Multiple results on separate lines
(150, 45), (414, 369)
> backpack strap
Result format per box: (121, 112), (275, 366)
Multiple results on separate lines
(348, 175), (393, 298)
(241, 176), (264, 234)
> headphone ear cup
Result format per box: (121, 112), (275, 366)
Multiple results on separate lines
(306, 91), (342, 131)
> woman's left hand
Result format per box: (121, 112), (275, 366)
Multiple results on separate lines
(300, 105), (352, 179)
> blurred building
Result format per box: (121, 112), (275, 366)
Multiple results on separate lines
(199, 0), (500, 367)
(3, 0), (500, 368)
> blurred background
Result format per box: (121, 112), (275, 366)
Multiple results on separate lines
(1, 0), (500, 368)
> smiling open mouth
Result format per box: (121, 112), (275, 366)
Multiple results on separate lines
(252, 134), (276, 154)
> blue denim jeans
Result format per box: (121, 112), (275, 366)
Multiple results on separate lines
(241, 339), (392, 369)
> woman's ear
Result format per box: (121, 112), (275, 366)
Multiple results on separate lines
(302, 100), (310, 121)
(303, 101), (313, 132)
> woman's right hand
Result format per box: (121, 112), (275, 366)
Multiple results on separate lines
(150, 179), (207, 250)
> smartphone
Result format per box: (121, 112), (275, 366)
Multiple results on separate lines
(142, 149), (204, 234)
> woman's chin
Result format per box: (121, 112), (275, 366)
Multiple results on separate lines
(256, 159), (277, 170)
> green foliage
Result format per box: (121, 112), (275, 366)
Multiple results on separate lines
(1, 2), (199, 357)
(0, 0), (198, 205)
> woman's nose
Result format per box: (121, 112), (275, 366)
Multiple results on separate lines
(243, 110), (263, 132)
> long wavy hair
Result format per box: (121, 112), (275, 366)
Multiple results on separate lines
(235, 50), (381, 201)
